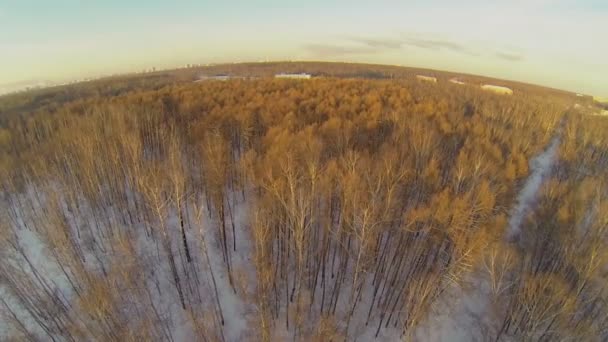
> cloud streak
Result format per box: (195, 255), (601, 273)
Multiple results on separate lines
(349, 37), (404, 49)
(354, 34), (480, 56)
(401, 36), (472, 54)
(495, 51), (524, 61)
(305, 34), (525, 62)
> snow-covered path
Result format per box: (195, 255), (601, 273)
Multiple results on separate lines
(506, 135), (561, 242)
(422, 128), (564, 342)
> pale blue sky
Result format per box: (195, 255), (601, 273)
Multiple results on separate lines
(1, 0), (606, 96)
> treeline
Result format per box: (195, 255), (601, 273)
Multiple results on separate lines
(0, 73), (177, 124)
(0, 77), (604, 341)
(0, 61), (578, 123)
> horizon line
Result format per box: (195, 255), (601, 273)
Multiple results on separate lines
(0, 60), (603, 99)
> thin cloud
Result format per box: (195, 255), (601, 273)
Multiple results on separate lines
(349, 37), (404, 49)
(406, 38), (464, 51)
(305, 37), (405, 58)
(350, 35), (472, 55)
(399, 34), (479, 56)
(306, 34), (523, 61)
(495, 51), (524, 61)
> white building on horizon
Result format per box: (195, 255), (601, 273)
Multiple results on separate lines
(416, 75), (437, 83)
(275, 73), (312, 79)
(481, 84), (513, 95)
(196, 75), (231, 81)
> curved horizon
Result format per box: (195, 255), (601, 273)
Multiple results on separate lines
(1, 1), (606, 97)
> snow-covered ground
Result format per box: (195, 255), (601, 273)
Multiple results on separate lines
(0, 186), (255, 341)
(1, 129), (566, 341)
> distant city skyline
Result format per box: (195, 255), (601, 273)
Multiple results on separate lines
(1, 0), (607, 96)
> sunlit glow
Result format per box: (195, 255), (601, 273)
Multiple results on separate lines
(0, 0), (606, 96)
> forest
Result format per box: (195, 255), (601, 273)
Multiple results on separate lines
(0, 69), (606, 341)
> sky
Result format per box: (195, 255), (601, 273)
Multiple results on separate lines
(0, 0), (607, 96)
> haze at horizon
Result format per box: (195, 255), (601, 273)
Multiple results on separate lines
(1, 0), (606, 96)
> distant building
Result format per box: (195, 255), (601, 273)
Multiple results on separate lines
(416, 75), (437, 83)
(449, 78), (465, 85)
(196, 75), (231, 82)
(275, 73), (312, 79)
(481, 84), (513, 95)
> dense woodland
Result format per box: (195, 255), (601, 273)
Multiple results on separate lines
(0, 68), (606, 341)
(0, 62), (584, 120)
